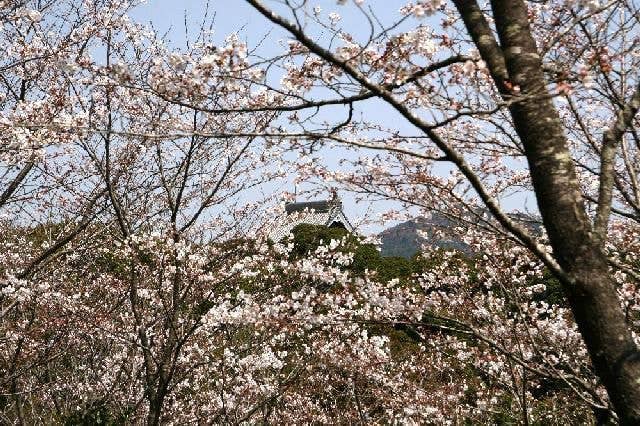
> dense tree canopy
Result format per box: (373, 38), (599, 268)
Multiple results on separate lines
(2, 0), (640, 423)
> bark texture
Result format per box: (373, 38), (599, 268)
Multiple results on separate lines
(454, 0), (640, 422)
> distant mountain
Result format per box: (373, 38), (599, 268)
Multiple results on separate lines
(378, 211), (541, 258)
(378, 213), (469, 258)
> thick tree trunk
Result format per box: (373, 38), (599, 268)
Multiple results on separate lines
(146, 377), (169, 426)
(455, 0), (640, 421)
(147, 400), (161, 426)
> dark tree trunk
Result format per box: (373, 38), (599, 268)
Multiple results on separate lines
(455, 0), (640, 422)
(146, 378), (169, 426)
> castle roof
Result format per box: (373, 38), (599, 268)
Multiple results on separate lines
(269, 196), (354, 242)
(285, 200), (333, 214)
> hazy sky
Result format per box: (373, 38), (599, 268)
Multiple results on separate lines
(127, 1), (534, 232)
(126, 2), (426, 230)
(130, 1), (279, 47)
(130, 1), (413, 47)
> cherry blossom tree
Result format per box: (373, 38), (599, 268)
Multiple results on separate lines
(220, 0), (640, 422)
(0, 0), (284, 422)
(2, 0), (640, 424)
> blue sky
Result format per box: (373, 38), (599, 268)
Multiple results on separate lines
(130, 1), (278, 47)
(128, 1), (534, 232)
(130, 1), (413, 47)
(128, 1), (431, 231)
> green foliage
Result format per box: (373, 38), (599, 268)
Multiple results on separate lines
(376, 256), (413, 282)
(532, 270), (566, 306)
(62, 403), (131, 426)
(24, 221), (69, 246)
(94, 251), (130, 277)
(215, 237), (259, 258)
(289, 224), (350, 257)
(351, 243), (380, 274)
(288, 224), (446, 284)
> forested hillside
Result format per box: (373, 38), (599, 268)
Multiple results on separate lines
(3, 0), (640, 423)
(378, 213), (468, 258)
